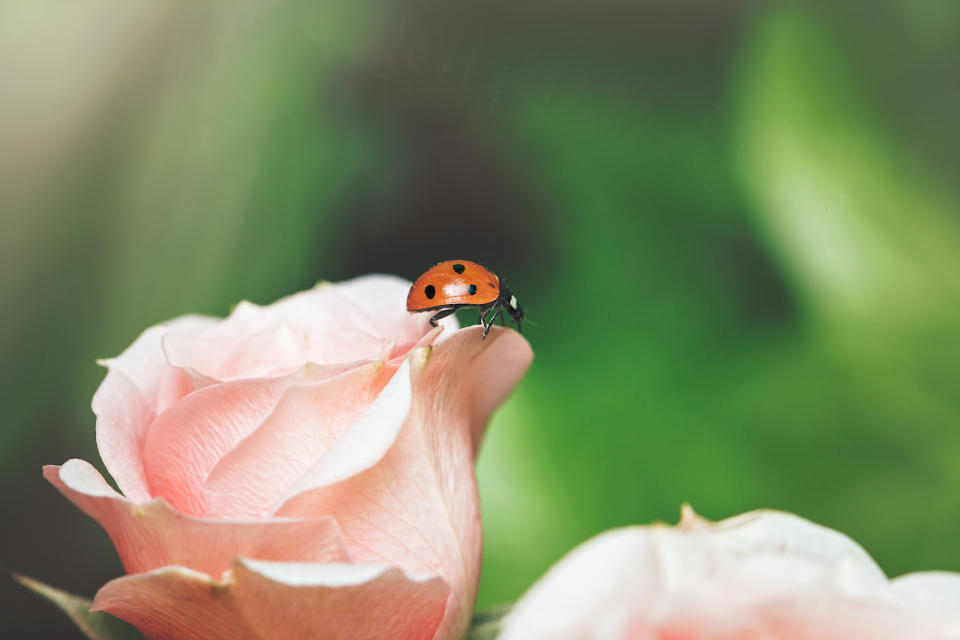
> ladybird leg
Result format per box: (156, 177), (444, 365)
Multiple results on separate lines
(478, 308), (490, 336)
(429, 307), (457, 327)
(479, 303), (501, 339)
(486, 306), (504, 331)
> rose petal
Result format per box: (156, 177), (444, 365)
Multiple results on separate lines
(891, 573), (960, 634)
(95, 315), (217, 502)
(92, 560), (449, 640)
(201, 361), (398, 518)
(272, 359), (414, 510)
(501, 526), (699, 640)
(265, 328), (446, 509)
(755, 592), (946, 640)
(94, 277), (450, 505)
(277, 326), (533, 639)
(501, 510), (960, 640)
(331, 274), (459, 347)
(447, 325), (534, 452)
(686, 508), (888, 588)
(161, 276), (440, 381)
(44, 460), (347, 579)
(163, 320), (387, 380)
(142, 362), (359, 516)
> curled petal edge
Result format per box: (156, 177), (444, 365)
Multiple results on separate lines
(92, 559), (450, 640)
(44, 459), (348, 579)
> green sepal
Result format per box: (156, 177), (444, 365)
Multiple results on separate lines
(14, 574), (143, 640)
(466, 603), (512, 640)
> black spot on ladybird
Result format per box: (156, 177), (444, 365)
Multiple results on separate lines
(468, 284), (478, 295)
(424, 284), (436, 299)
(453, 263), (465, 274)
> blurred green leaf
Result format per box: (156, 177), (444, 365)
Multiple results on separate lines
(730, 3), (960, 575)
(733, 5), (960, 331)
(472, 2), (960, 611)
(474, 54), (774, 608)
(0, 0), (383, 466)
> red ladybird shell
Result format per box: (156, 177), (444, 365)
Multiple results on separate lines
(407, 260), (500, 310)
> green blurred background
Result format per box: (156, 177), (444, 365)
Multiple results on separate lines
(3, 1), (960, 636)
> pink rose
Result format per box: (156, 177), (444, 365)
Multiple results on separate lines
(500, 507), (960, 640)
(45, 275), (532, 640)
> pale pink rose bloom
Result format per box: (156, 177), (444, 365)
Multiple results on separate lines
(500, 507), (960, 640)
(45, 275), (532, 640)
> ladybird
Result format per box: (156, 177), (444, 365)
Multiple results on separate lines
(407, 260), (523, 339)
